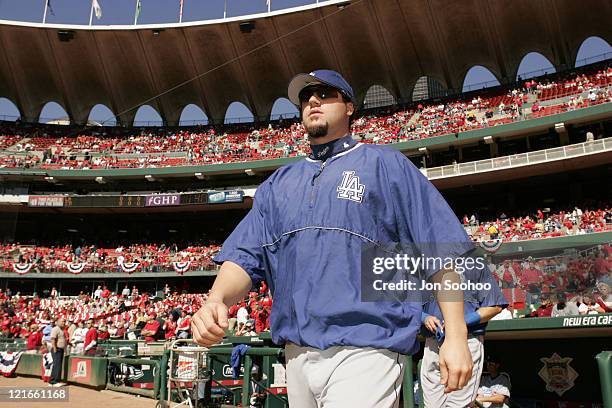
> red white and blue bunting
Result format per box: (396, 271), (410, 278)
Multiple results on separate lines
(172, 261), (191, 274)
(42, 352), (53, 382)
(66, 262), (87, 274)
(121, 262), (140, 274)
(479, 239), (503, 253)
(12, 263), (33, 275)
(0, 351), (23, 377)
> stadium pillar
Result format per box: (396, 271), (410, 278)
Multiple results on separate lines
(558, 130), (569, 146)
(596, 351), (612, 408)
(402, 356), (415, 408)
(489, 141), (499, 157)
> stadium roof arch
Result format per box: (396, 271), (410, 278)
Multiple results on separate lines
(0, 0), (610, 126)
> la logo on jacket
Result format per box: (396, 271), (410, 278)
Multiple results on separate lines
(337, 171), (365, 203)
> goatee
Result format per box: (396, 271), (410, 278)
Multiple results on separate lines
(305, 122), (329, 138)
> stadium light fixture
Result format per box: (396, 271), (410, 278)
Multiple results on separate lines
(484, 136), (494, 144)
(44, 176), (57, 184)
(95, 177), (106, 184)
(245, 169), (256, 176)
(145, 175), (156, 182)
(239, 21), (255, 33)
(194, 172), (206, 180)
(57, 30), (75, 42)
(418, 147), (428, 154)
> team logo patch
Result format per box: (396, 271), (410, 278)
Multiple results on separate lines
(337, 171), (365, 203)
(538, 353), (578, 396)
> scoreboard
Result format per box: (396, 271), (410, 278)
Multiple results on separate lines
(28, 191), (242, 208)
(63, 195), (145, 208)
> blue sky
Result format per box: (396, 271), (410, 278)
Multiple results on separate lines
(0, 1), (610, 125)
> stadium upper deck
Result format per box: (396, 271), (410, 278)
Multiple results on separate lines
(0, 66), (610, 174)
(0, 0), (610, 126)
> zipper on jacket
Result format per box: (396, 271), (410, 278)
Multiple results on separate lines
(309, 161), (326, 208)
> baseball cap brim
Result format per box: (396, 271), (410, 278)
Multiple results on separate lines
(287, 73), (332, 105)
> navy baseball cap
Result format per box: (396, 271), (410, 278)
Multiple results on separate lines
(288, 69), (355, 105)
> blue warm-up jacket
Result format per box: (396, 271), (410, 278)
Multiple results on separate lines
(214, 135), (474, 354)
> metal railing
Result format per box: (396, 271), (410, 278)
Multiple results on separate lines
(423, 137), (612, 179)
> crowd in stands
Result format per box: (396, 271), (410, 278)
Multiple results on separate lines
(0, 287), (203, 351)
(488, 243), (612, 317)
(0, 206), (609, 276)
(465, 205), (612, 242)
(0, 67), (610, 170)
(0, 243), (221, 274)
(0, 281), (273, 354)
(0, 250), (608, 351)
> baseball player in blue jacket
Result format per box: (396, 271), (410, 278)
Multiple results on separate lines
(192, 69), (475, 407)
(420, 260), (508, 407)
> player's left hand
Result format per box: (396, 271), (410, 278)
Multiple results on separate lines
(438, 335), (473, 393)
(423, 315), (443, 334)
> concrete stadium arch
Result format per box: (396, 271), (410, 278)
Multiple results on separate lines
(224, 101), (254, 124)
(179, 104), (209, 126)
(0, 97), (21, 121)
(462, 66), (501, 93)
(411, 76), (447, 102)
(39, 102), (69, 124)
(133, 105), (164, 126)
(575, 36), (612, 67)
(363, 85), (396, 109)
(516, 52), (556, 81)
(270, 97), (298, 121)
(88, 104), (117, 126)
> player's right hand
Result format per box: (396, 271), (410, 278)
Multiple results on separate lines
(438, 335), (473, 393)
(423, 315), (443, 334)
(191, 300), (229, 347)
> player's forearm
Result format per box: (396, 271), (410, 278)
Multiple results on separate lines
(207, 261), (254, 306)
(433, 268), (467, 338)
(474, 306), (502, 324)
(479, 394), (507, 403)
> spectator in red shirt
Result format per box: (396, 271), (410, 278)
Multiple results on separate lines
(254, 305), (269, 334)
(531, 296), (553, 317)
(141, 312), (161, 343)
(164, 317), (176, 340)
(97, 325), (110, 341)
(176, 312), (191, 339)
(10, 322), (26, 338)
(227, 303), (239, 327)
(519, 262), (541, 290)
(101, 286), (111, 302)
(84, 319), (98, 355)
(26, 323), (42, 352)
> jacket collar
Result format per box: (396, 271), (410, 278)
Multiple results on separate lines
(308, 134), (356, 161)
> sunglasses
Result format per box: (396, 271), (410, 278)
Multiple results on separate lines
(299, 85), (340, 104)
